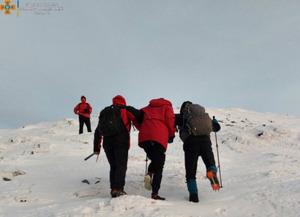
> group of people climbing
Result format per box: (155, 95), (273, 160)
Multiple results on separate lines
(74, 95), (221, 203)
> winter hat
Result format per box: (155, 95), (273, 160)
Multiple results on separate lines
(81, 95), (86, 100)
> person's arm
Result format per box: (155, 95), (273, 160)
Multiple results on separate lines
(125, 106), (144, 124)
(93, 125), (102, 153)
(175, 114), (182, 128)
(165, 106), (176, 139)
(74, 104), (80, 115)
(88, 104), (92, 114)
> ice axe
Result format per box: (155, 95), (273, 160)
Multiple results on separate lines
(84, 153), (95, 161)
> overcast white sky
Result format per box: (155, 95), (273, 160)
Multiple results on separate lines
(1, 0), (300, 129)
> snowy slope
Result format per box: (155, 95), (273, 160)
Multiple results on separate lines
(0, 108), (299, 217)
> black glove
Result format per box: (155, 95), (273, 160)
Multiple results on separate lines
(212, 117), (221, 132)
(168, 137), (174, 143)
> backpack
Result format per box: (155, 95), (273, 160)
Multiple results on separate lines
(183, 104), (212, 136)
(98, 105), (126, 136)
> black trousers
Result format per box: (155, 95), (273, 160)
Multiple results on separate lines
(79, 115), (91, 134)
(104, 143), (128, 190)
(183, 136), (216, 180)
(141, 141), (166, 194)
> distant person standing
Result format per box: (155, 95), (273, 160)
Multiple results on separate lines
(74, 95), (92, 134)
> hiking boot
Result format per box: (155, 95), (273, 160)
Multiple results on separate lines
(144, 174), (152, 190)
(207, 170), (220, 191)
(189, 193), (199, 203)
(111, 189), (120, 198)
(111, 189), (127, 198)
(151, 193), (165, 200)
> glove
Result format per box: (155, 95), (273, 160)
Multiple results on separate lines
(168, 137), (174, 143)
(212, 118), (221, 132)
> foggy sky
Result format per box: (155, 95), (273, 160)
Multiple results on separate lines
(1, 0), (300, 129)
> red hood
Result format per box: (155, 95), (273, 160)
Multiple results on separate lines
(113, 95), (127, 106)
(149, 98), (172, 107)
(81, 95), (86, 103)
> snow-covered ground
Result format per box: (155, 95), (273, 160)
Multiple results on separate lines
(0, 108), (299, 217)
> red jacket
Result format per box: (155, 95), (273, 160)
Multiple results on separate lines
(94, 95), (136, 152)
(74, 98), (92, 118)
(138, 98), (176, 150)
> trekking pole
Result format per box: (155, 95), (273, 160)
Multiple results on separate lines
(84, 153), (95, 161)
(214, 132), (223, 187)
(213, 116), (223, 188)
(145, 154), (148, 175)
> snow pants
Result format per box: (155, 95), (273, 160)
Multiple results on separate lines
(183, 136), (216, 181)
(104, 143), (128, 190)
(141, 141), (166, 195)
(79, 115), (92, 134)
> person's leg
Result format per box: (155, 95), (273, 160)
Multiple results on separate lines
(85, 117), (92, 132)
(184, 141), (200, 202)
(149, 143), (166, 195)
(140, 142), (153, 190)
(141, 141), (166, 200)
(140, 141), (152, 175)
(113, 146), (128, 191)
(79, 115), (84, 134)
(200, 140), (216, 172)
(200, 140), (219, 191)
(104, 146), (116, 191)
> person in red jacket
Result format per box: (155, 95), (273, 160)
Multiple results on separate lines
(127, 98), (176, 200)
(93, 95), (136, 198)
(74, 95), (92, 134)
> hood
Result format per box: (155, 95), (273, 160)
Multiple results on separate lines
(113, 95), (127, 106)
(81, 95), (86, 103)
(180, 101), (192, 114)
(149, 98), (172, 107)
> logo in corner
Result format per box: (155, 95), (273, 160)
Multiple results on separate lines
(0, 0), (15, 15)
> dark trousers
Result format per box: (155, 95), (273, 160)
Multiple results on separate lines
(184, 137), (216, 180)
(79, 115), (92, 134)
(104, 143), (128, 190)
(141, 141), (166, 194)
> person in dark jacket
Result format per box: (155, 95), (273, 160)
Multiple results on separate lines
(93, 95), (136, 198)
(175, 101), (221, 203)
(74, 95), (92, 134)
(127, 98), (176, 200)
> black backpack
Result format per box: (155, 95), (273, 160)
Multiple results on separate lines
(183, 104), (212, 136)
(98, 105), (126, 136)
